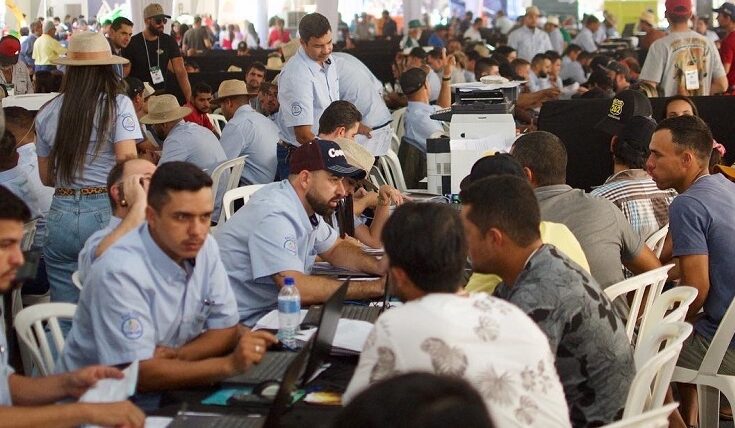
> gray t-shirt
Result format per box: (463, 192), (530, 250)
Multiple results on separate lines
(639, 30), (726, 96)
(494, 244), (635, 426)
(183, 26), (210, 51)
(535, 185), (644, 290)
(670, 174), (735, 345)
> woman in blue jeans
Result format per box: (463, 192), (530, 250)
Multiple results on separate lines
(35, 32), (142, 307)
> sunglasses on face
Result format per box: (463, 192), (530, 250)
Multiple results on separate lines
(154, 18), (167, 24)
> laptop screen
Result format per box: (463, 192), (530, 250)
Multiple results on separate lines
(301, 279), (348, 384)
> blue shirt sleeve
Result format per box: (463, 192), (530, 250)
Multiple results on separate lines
(203, 239), (239, 330)
(314, 219), (339, 254)
(278, 65), (315, 128)
(670, 195), (710, 257)
(114, 95), (144, 143)
(249, 213), (309, 279)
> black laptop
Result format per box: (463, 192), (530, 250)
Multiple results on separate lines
(223, 280), (348, 385)
(302, 274), (392, 326)
(167, 340), (311, 428)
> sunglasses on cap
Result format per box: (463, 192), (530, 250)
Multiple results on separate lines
(154, 17), (167, 24)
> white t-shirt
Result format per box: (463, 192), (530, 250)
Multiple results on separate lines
(639, 30), (726, 96)
(343, 293), (572, 428)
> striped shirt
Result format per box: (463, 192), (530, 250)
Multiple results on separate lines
(591, 169), (677, 241)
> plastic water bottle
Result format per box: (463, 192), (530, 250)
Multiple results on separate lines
(278, 277), (301, 348)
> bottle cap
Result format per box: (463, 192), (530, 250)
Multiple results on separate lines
(284, 277), (295, 286)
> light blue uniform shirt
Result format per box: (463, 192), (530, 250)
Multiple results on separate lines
(159, 120), (228, 220)
(35, 94), (143, 187)
(77, 216), (122, 283)
(0, 144), (54, 247)
(219, 104), (278, 185)
(404, 101), (444, 153)
(0, 324), (13, 405)
(332, 52), (391, 128)
(215, 180), (338, 326)
(277, 47), (339, 146)
(58, 223), (238, 372)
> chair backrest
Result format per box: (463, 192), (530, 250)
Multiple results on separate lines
(602, 402), (678, 428)
(222, 184), (266, 221)
(637, 286), (697, 346)
(696, 289), (735, 375)
(604, 264), (674, 347)
(368, 165), (388, 189)
(378, 149), (408, 193)
(645, 224), (669, 258)
(21, 219), (38, 252)
(391, 107), (406, 141)
(211, 156), (247, 225)
(207, 113), (227, 135)
(71, 270), (82, 291)
(14, 303), (77, 376)
(390, 131), (401, 155)
(624, 322), (691, 418)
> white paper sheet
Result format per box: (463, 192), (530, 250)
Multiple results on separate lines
(79, 360), (138, 403)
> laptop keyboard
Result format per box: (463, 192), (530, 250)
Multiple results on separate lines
(246, 352), (294, 381)
(342, 305), (381, 322)
(170, 414), (264, 428)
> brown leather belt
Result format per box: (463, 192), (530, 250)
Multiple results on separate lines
(54, 186), (108, 196)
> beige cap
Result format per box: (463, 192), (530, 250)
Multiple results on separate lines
(144, 3), (171, 20)
(53, 31), (128, 66)
(546, 15), (560, 26)
(526, 6), (541, 16)
(640, 11), (656, 26)
(213, 79), (255, 102)
(140, 94), (191, 124)
(142, 82), (155, 99)
(266, 55), (283, 71)
(334, 137), (375, 173)
(281, 38), (300, 62)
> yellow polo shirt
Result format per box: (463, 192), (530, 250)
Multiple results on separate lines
(32, 34), (67, 66)
(465, 221), (591, 294)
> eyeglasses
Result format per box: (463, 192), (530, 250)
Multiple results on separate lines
(154, 18), (167, 25)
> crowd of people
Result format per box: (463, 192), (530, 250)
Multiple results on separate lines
(1, 1), (735, 427)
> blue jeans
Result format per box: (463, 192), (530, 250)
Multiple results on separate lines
(276, 144), (292, 181)
(44, 193), (110, 306)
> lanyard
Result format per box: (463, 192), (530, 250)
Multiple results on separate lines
(143, 36), (160, 69)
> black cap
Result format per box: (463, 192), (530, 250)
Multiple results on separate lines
(400, 67), (427, 96)
(124, 76), (145, 98)
(594, 89), (653, 135)
(408, 47), (427, 59)
(713, 2), (735, 17)
(237, 41), (248, 51)
(618, 116), (657, 152)
(602, 60), (630, 79)
(289, 139), (366, 179)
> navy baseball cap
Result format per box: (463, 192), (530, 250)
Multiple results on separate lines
(290, 139), (366, 179)
(594, 89), (653, 136)
(714, 3), (735, 18)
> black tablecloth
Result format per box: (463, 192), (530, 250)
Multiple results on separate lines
(153, 355), (359, 427)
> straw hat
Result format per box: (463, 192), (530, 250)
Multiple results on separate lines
(266, 55), (283, 71)
(546, 16), (560, 26)
(639, 11), (656, 26)
(53, 31), (128, 66)
(213, 79), (256, 102)
(334, 137), (375, 173)
(227, 65), (243, 72)
(281, 38), (300, 62)
(140, 94), (192, 124)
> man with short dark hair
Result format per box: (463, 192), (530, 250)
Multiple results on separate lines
(183, 81), (216, 134)
(640, 0), (727, 96)
(276, 13), (340, 179)
(108, 17), (134, 77)
(572, 15), (599, 53)
(511, 131), (662, 296)
(256, 82), (279, 117)
(647, 115), (735, 426)
(560, 44), (587, 84)
(244, 61), (266, 94)
(20, 20), (41, 69)
(0, 188), (146, 426)
(216, 79), (278, 185)
(344, 202), (572, 427)
(215, 139), (386, 326)
(604, 60), (631, 93)
(123, 3), (192, 101)
(59, 163), (277, 399)
(528, 53), (552, 92)
(460, 175), (634, 426)
(182, 15), (212, 55)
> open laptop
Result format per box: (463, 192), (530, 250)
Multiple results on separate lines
(621, 23), (635, 38)
(302, 274), (392, 326)
(168, 340), (310, 428)
(223, 280), (348, 385)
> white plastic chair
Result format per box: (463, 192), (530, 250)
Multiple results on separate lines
(210, 156), (247, 225)
(222, 184), (266, 221)
(637, 286), (698, 346)
(207, 113), (227, 135)
(623, 322), (692, 418)
(645, 224), (669, 258)
(602, 402), (679, 428)
(71, 271), (82, 291)
(671, 294), (735, 428)
(378, 149), (409, 193)
(14, 303), (77, 376)
(390, 131), (401, 155)
(390, 107), (406, 142)
(604, 264), (674, 347)
(12, 220), (40, 318)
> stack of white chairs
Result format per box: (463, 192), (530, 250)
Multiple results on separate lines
(14, 303), (76, 376)
(210, 156), (247, 228)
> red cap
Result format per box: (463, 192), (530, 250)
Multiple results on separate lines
(665, 0), (692, 16)
(0, 36), (20, 61)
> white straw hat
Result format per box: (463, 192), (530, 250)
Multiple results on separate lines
(140, 94), (192, 124)
(334, 137), (375, 173)
(213, 79), (256, 102)
(53, 31), (128, 66)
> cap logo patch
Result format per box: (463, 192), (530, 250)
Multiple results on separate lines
(328, 148), (345, 158)
(609, 98), (624, 120)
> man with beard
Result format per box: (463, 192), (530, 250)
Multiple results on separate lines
(122, 3), (191, 102)
(108, 17), (133, 78)
(256, 82), (279, 117)
(215, 139), (387, 326)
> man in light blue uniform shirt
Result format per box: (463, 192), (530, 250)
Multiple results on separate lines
(332, 52), (393, 156)
(215, 140), (386, 326)
(216, 79), (278, 184)
(0, 189), (146, 426)
(276, 13), (339, 179)
(141, 94), (228, 222)
(59, 162), (277, 401)
(77, 159), (155, 282)
(401, 64), (452, 153)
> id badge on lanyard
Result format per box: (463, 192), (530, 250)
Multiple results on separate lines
(684, 63), (699, 91)
(149, 66), (164, 84)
